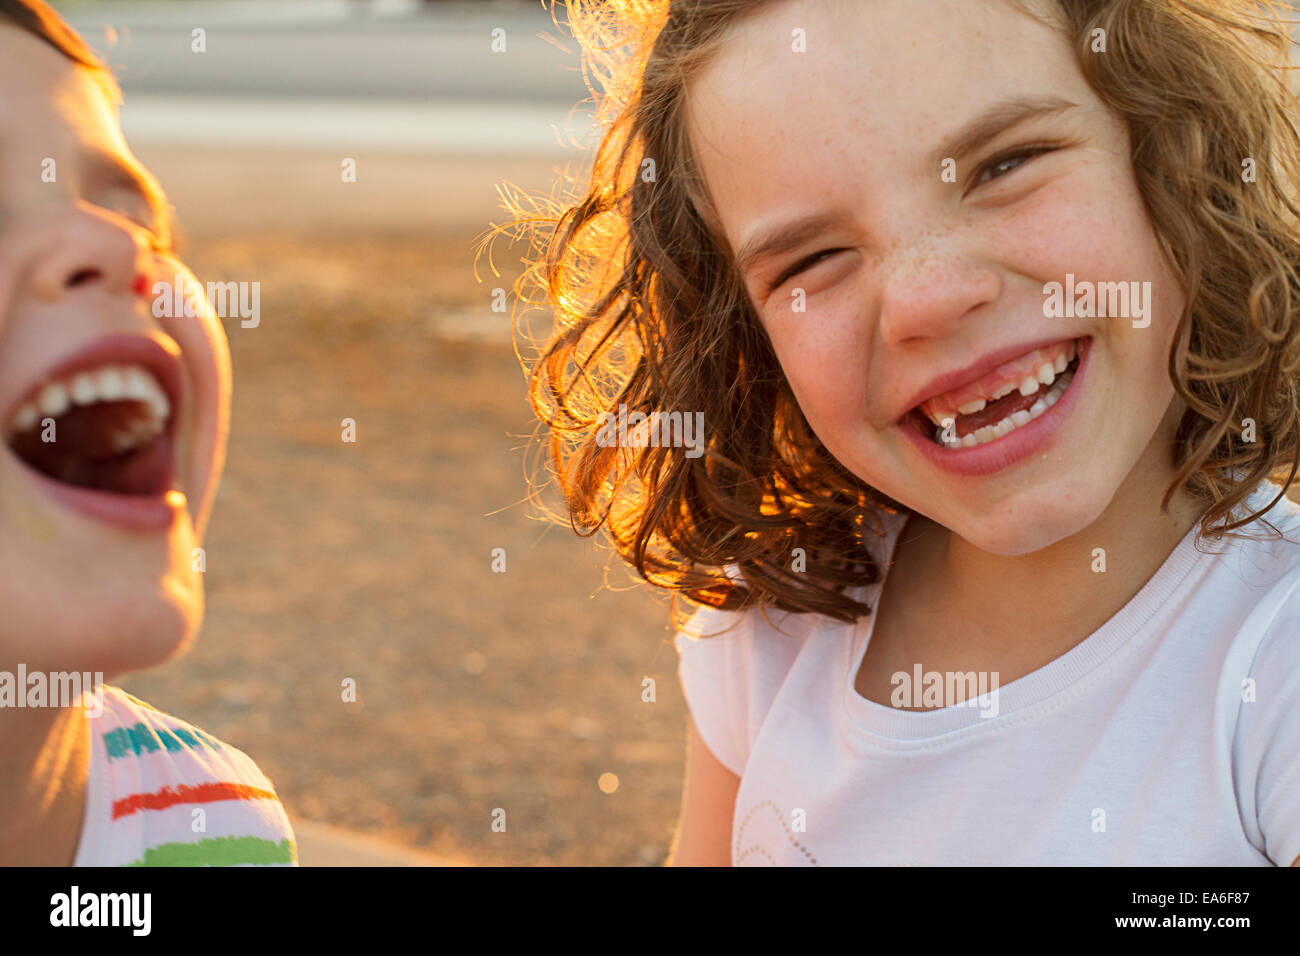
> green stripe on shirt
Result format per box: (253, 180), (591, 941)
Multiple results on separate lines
(124, 836), (296, 867)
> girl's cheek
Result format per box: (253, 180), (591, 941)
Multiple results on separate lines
(990, 177), (1108, 270)
(771, 308), (871, 427)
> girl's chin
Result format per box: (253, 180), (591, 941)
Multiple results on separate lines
(936, 496), (1105, 556)
(1, 570), (203, 676)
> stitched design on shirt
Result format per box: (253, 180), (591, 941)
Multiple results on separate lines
(734, 799), (819, 866)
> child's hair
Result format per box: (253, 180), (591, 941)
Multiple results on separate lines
(489, 0), (1300, 625)
(0, 0), (120, 102)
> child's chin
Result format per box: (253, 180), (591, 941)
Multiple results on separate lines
(7, 571), (204, 682)
(102, 573), (205, 677)
(952, 496), (1104, 556)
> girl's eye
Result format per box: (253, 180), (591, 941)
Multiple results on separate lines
(769, 248), (846, 292)
(97, 194), (169, 247)
(971, 145), (1055, 191)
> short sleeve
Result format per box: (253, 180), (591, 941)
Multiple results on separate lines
(673, 591), (819, 779)
(1234, 598), (1300, 866)
(674, 603), (756, 777)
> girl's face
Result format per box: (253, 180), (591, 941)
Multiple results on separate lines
(687, 0), (1187, 554)
(0, 26), (230, 679)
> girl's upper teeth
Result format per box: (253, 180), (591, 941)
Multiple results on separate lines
(921, 339), (1077, 427)
(6, 363), (170, 435)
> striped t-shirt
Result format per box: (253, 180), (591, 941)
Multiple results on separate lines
(74, 686), (297, 866)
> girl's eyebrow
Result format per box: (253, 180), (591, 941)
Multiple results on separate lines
(930, 94), (1079, 169)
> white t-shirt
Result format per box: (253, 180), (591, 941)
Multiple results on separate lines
(674, 479), (1300, 865)
(74, 686), (297, 866)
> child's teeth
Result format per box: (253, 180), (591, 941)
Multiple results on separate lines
(5, 363), (171, 439)
(95, 368), (125, 401)
(124, 369), (171, 421)
(123, 367), (152, 401)
(70, 372), (98, 405)
(146, 388), (170, 422)
(936, 365), (1076, 449)
(1036, 362), (1055, 386)
(1053, 352), (1068, 374)
(13, 403), (38, 431)
(1018, 375), (1040, 397)
(957, 398), (986, 415)
(38, 383), (70, 418)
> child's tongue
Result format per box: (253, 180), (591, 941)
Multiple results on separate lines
(89, 433), (173, 496)
(951, 388), (1041, 439)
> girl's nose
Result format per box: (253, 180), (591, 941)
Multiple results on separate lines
(26, 201), (146, 303)
(876, 236), (1001, 346)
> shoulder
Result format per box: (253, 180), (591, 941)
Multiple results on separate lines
(673, 506), (907, 686)
(97, 688), (280, 794)
(672, 587), (832, 681)
(671, 508), (905, 775)
(80, 687), (297, 867)
(673, 582), (872, 776)
(1215, 484), (1300, 864)
(672, 600), (828, 777)
(1217, 483), (1300, 640)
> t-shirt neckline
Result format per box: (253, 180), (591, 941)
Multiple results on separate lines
(840, 499), (1224, 743)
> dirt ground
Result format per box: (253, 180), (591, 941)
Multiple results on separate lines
(118, 232), (689, 866)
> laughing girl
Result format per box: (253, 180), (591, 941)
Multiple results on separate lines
(506, 0), (1300, 865)
(0, 0), (295, 866)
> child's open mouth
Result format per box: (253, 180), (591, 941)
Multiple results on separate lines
(5, 365), (172, 494)
(904, 338), (1083, 448)
(2, 336), (185, 528)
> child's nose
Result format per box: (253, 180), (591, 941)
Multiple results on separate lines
(27, 200), (147, 303)
(876, 239), (1001, 347)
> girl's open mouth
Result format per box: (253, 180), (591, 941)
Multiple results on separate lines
(899, 336), (1092, 477)
(906, 341), (1083, 448)
(2, 335), (186, 530)
(6, 366), (173, 495)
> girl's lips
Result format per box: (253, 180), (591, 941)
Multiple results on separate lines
(8, 442), (188, 532)
(899, 336), (1092, 477)
(2, 334), (188, 533)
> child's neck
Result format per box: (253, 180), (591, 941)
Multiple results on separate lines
(921, 489), (1201, 667)
(875, 450), (1209, 688)
(0, 703), (90, 865)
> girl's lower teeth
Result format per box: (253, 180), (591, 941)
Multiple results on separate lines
(932, 366), (1075, 448)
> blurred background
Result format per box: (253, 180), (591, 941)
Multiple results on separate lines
(51, 0), (685, 866)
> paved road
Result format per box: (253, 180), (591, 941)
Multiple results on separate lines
(54, 0), (589, 103)
(50, 1), (598, 235)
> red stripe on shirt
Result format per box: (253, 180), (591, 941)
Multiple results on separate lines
(112, 781), (280, 820)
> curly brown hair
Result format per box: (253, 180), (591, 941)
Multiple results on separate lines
(485, 0), (1300, 627)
